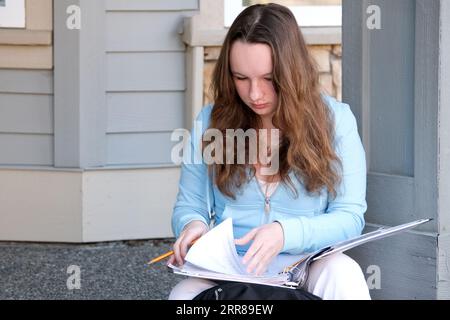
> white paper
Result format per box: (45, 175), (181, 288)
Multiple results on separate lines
(171, 218), (304, 285)
(168, 217), (431, 287)
(184, 218), (246, 275)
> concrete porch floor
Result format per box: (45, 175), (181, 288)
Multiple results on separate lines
(0, 238), (186, 300)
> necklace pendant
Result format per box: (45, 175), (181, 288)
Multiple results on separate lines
(264, 198), (270, 213)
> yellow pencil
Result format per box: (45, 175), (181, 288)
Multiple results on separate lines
(147, 250), (175, 265)
(147, 239), (198, 265)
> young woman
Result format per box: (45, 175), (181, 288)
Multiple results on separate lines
(168, 3), (371, 300)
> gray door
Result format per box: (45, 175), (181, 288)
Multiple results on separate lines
(342, 0), (442, 299)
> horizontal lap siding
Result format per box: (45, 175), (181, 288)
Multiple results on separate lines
(107, 132), (177, 165)
(106, 12), (189, 52)
(107, 92), (184, 133)
(0, 93), (53, 133)
(106, 52), (185, 91)
(0, 69), (53, 94)
(105, 4), (198, 166)
(0, 70), (53, 166)
(0, 134), (53, 165)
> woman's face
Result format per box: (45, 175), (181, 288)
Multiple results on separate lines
(230, 41), (278, 125)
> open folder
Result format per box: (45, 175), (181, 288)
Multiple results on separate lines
(168, 217), (431, 289)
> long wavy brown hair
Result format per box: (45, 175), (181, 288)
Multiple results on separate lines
(204, 3), (342, 200)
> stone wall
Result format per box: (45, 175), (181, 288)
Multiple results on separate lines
(203, 44), (342, 106)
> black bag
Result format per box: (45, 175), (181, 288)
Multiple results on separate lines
(193, 281), (321, 300)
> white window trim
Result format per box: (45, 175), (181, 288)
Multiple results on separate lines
(224, 1), (341, 28)
(0, 0), (26, 28)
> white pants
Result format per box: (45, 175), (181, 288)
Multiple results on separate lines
(168, 253), (371, 300)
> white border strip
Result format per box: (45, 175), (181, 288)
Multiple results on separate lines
(290, 5), (342, 27)
(0, 0), (26, 28)
(225, 1), (341, 27)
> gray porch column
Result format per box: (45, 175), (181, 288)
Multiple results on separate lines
(54, 0), (107, 168)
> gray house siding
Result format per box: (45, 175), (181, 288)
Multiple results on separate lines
(0, 69), (53, 166)
(104, 0), (198, 166)
(1, 0), (199, 168)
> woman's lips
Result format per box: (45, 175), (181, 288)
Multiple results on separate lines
(252, 103), (269, 109)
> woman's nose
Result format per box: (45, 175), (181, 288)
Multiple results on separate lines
(249, 81), (263, 102)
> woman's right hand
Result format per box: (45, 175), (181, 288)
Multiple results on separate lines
(167, 220), (209, 266)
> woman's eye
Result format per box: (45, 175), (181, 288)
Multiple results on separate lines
(234, 76), (272, 81)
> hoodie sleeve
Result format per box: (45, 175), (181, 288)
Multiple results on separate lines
(275, 101), (367, 254)
(171, 105), (214, 238)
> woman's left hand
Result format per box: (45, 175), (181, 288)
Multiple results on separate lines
(234, 222), (284, 276)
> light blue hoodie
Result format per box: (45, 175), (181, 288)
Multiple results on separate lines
(172, 95), (367, 255)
